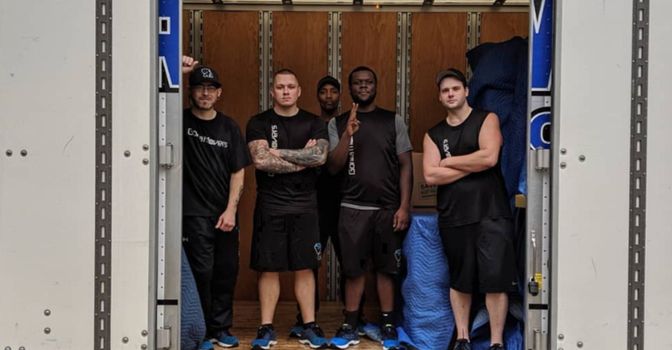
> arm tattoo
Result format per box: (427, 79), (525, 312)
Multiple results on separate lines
(277, 139), (329, 167)
(232, 183), (243, 206)
(248, 140), (305, 173)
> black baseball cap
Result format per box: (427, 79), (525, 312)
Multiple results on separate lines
(189, 66), (221, 87)
(435, 68), (468, 87)
(317, 75), (340, 93)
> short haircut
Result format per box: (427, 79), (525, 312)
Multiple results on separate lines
(348, 66), (378, 86)
(273, 68), (298, 84)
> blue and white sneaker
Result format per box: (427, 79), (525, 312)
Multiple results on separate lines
(298, 323), (328, 349)
(212, 330), (239, 348)
(198, 340), (214, 350)
(251, 325), (277, 350)
(289, 321), (304, 338)
(329, 324), (360, 349)
(381, 324), (400, 350)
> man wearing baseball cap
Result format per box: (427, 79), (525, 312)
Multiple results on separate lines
(423, 68), (516, 350)
(182, 61), (251, 350)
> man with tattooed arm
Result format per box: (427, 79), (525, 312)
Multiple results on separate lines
(246, 69), (330, 349)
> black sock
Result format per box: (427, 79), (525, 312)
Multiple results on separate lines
(380, 311), (395, 326)
(303, 321), (316, 329)
(344, 310), (359, 327)
(261, 323), (273, 329)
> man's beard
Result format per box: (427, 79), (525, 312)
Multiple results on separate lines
(351, 91), (376, 107)
(190, 96), (215, 111)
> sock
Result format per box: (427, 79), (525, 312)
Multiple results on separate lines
(344, 310), (359, 327)
(303, 321), (316, 329)
(380, 311), (395, 327)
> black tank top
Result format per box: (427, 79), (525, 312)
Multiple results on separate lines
(427, 109), (511, 226)
(334, 107), (400, 209)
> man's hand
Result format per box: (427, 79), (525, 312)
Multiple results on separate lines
(393, 207), (410, 231)
(215, 209), (236, 232)
(346, 103), (361, 137)
(304, 139), (317, 148)
(439, 157), (452, 168)
(182, 55), (199, 74)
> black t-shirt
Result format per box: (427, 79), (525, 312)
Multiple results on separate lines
(246, 108), (328, 213)
(182, 109), (251, 216)
(427, 109), (511, 227)
(332, 107), (411, 209)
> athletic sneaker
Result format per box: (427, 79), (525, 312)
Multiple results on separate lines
(213, 330), (240, 348)
(380, 324), (400, 350)
(289, 321), (304, 338)
(329, 324), (360, 349)
(453, 339), (471, 350)
(251, 325), (277, 350)
(488, 344), (505, 350)
(198, 340), (214, 350)
(298, 323), (328, 349)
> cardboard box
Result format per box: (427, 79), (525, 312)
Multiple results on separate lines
(411, 152), (437, 208)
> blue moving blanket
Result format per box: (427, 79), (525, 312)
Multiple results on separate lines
(402, 213), (523, 349)
(181, 248), (206, 350)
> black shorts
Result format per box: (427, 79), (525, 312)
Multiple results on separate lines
(440, 217), (517, 294)
(250, 207), (322, 272)
(338, 207), (404, 278)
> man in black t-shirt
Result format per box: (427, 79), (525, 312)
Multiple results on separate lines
(246, 69), (329, 350)
(327, 66), (413, 350)
(423, 68), (517, 350)
(181, 62), (251, 350)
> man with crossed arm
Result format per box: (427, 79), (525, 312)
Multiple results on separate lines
(246, 69), (330, 350)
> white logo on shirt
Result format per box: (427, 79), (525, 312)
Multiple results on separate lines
(442, 139), (451, 157)
(270, 125), (279, 149)
(348, 136), (356, 175)
(187, 128), (229, 148)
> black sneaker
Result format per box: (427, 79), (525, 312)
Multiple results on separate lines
(488, 344), (505, 350)
(381, 324), (400, 350)
(251, 325), (277, 350)
(453, 339), (471, 350)
(329, 323), (360, 349)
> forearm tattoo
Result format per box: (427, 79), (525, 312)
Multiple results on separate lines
(278, 139), (329, 167)
(248, 140), (304, 173)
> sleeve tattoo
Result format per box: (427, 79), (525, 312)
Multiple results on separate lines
(277, 139), (329, 167)
(248, 140), (305, 173)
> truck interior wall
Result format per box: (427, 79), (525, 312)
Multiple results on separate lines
(181, 8), (528, 302)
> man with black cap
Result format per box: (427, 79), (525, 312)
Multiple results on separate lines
(327, 66), (413, 350)
(182, 63), (251, 350)
(423, 68), (517, 350)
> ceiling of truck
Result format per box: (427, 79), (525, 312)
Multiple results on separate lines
(184, 0), (529, 6)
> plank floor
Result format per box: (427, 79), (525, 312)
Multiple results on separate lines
(224, 301), (383, 350)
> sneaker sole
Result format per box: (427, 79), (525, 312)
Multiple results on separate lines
(298, 339), (327, 349)
(215, 342), (239, 348)
(251, 340), (277, 350)
(329, 340), (360, 349)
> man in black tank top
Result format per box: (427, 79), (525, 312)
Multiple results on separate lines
(327, 66), (413, 350)
(246, 69), (329, 349)
(423, 69), (517, 350)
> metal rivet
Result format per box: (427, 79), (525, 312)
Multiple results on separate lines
(560, 148), (567, 154)
(20, 149), (27, 157)
(44, 327), (51, 334)
(44, 309), (51, 316)
(142, 158), (149, 165)
(141, 330), (148, 336)
(577, 341), (584, 347)
(558, 333), (565, 340)
(19, 347), (25, 350)
(122, 336), (129, 343)
(142, 144), (149, 151)
(5, 149), (12, 157)
(5, 346), (12, 350)
(124, 150), (131, 157)
(560, 162), (567, 169)
(141, 345), (148, 350)
(578, 155), (586, 162)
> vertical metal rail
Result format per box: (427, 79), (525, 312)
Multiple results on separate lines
(396, 12), (411, 124)
(259, 11), (273, 111)
(628, 0), (648, 349)
(95, 0), (112, 348)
